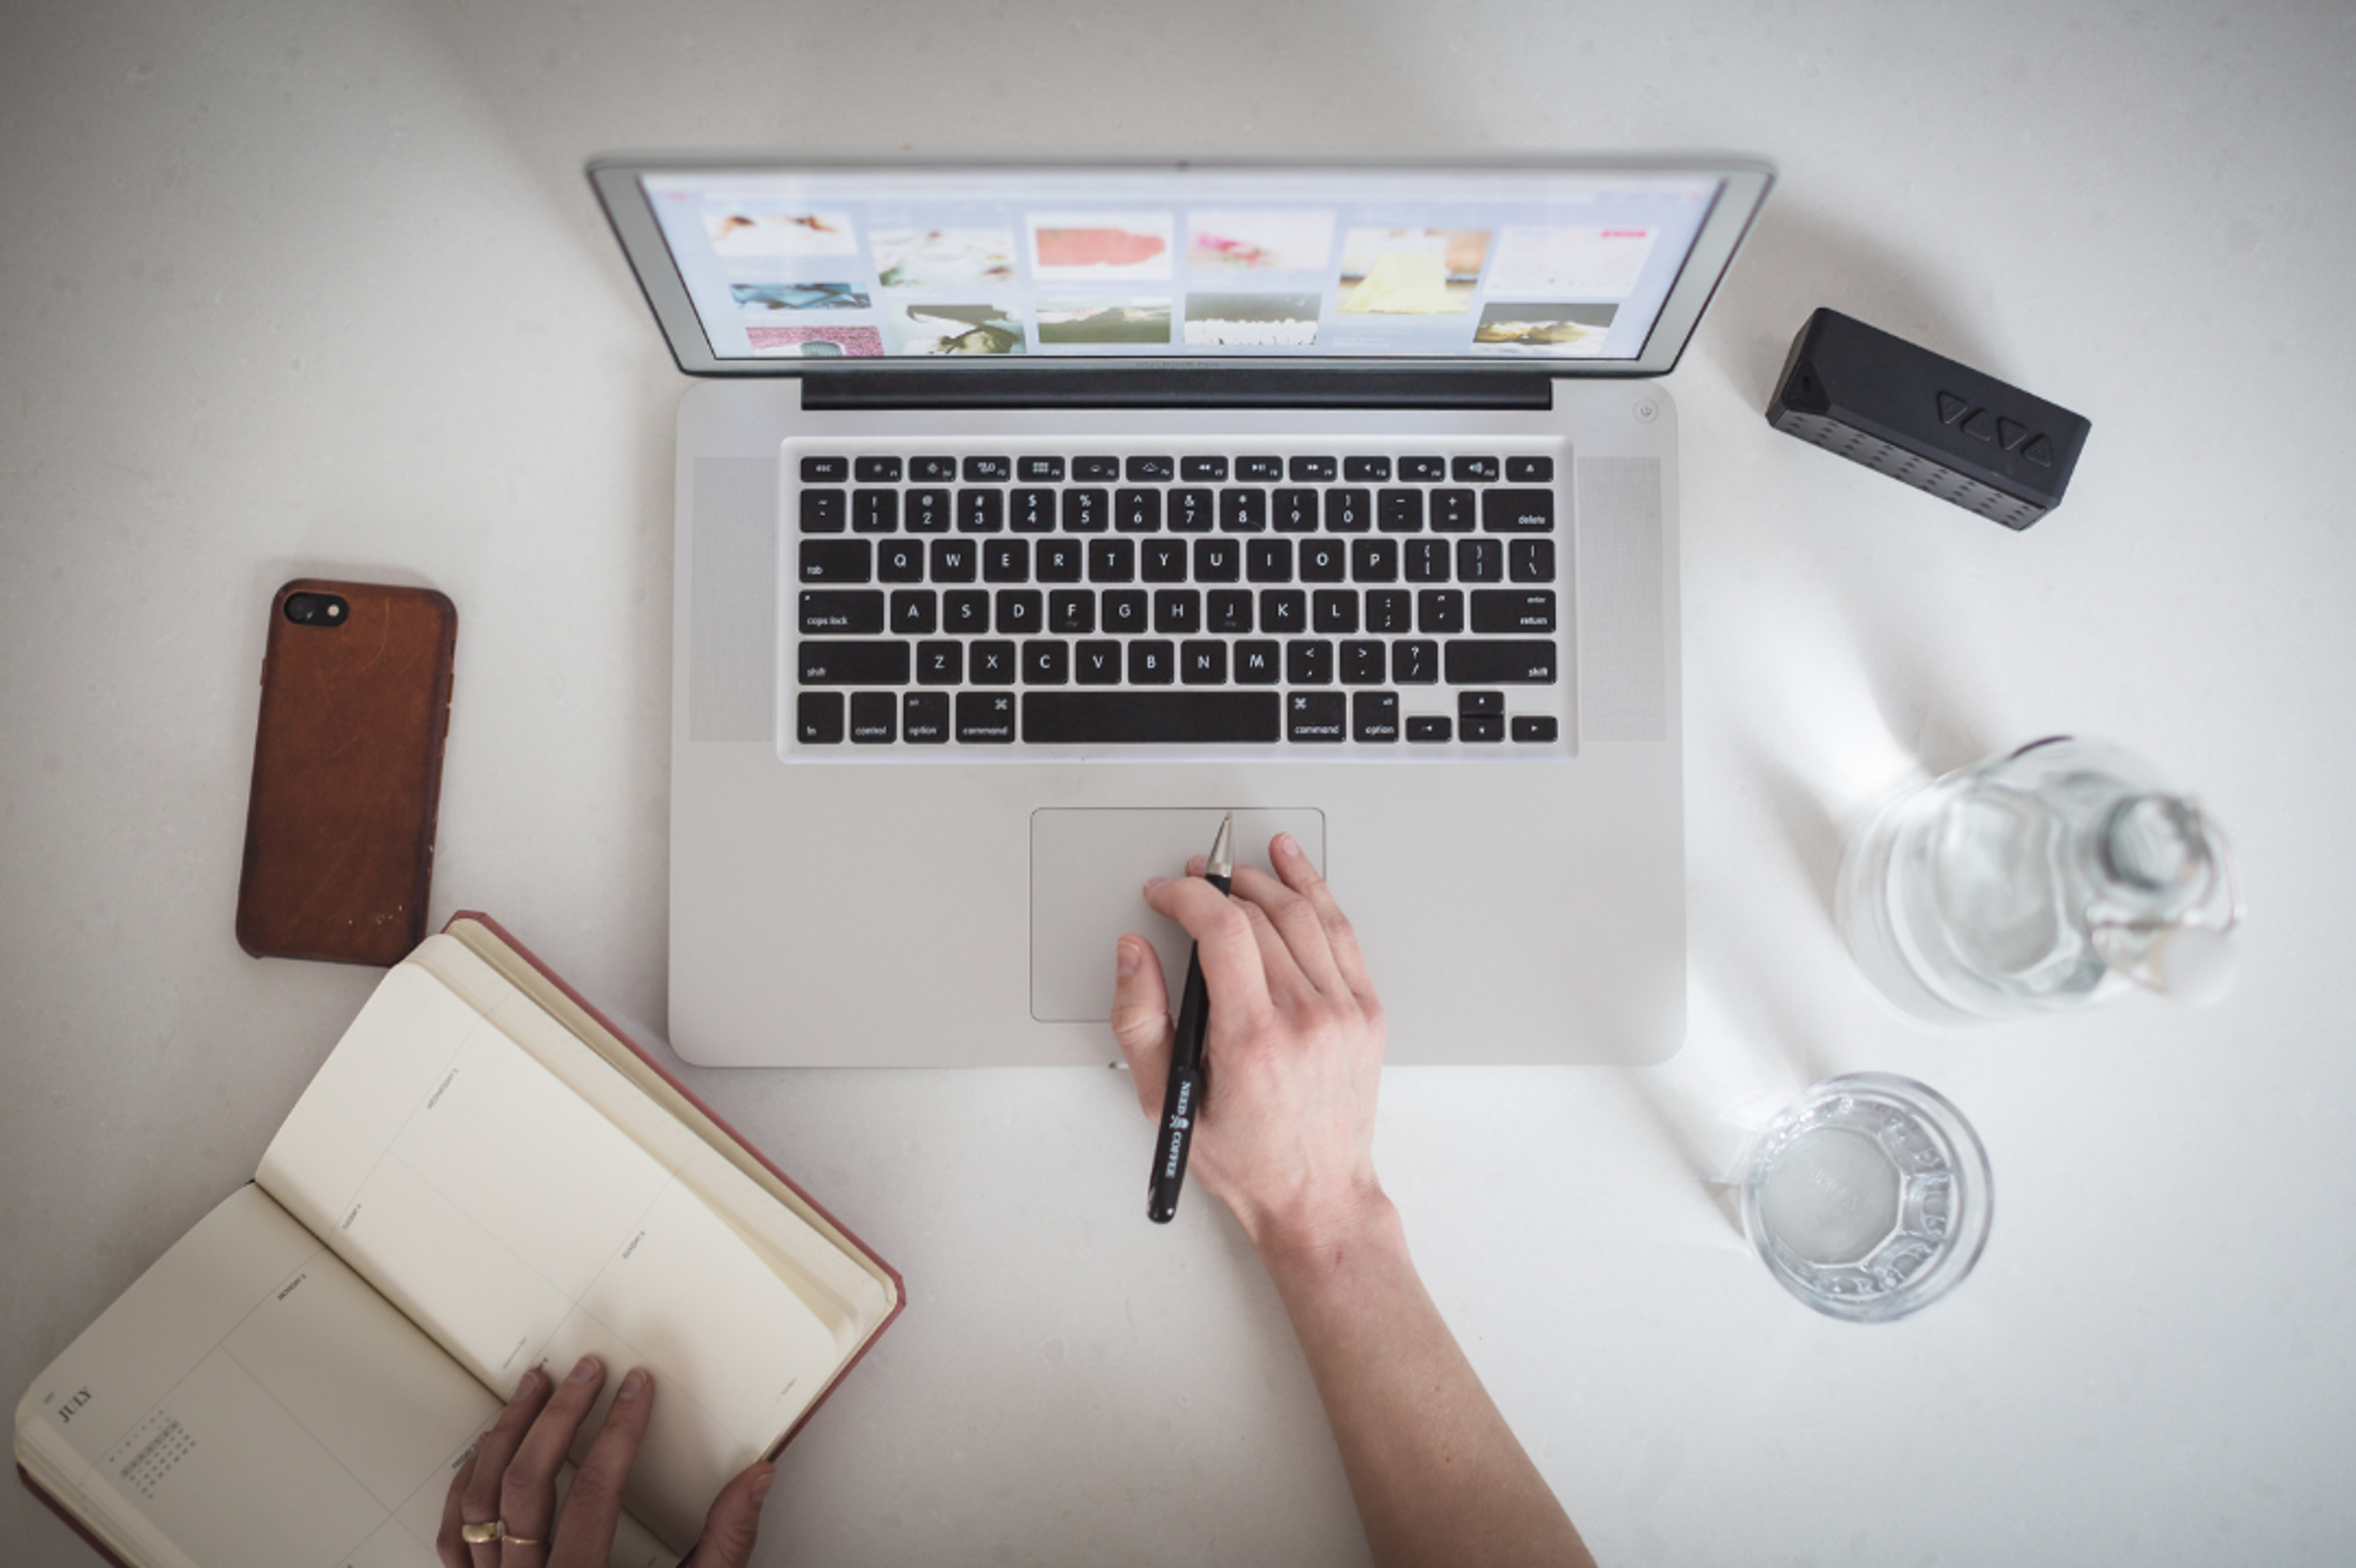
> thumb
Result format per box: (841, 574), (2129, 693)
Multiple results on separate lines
(686, 1461), (772, 1568)
(1111, 935), (1173, 1120)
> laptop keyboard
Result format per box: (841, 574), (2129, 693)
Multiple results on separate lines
(787, 440), (1570, 751)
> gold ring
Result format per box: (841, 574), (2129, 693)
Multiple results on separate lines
(502, 1534), (544, 1547)
(459, 1519), (504, 1545)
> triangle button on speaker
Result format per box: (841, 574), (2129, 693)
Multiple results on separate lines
(1936, 391), (1969, 425)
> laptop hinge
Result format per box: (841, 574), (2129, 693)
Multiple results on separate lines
(799, 368), (1553, 412)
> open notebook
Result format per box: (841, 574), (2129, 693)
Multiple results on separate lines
(15, 915), (904, 1568)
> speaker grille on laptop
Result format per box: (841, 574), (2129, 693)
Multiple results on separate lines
(688, 456), (777, 744)
(1576, 456), (1667, 744)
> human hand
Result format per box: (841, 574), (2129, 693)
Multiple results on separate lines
(1111, 832), (1388, 1258)
(437, 1355), (772, 1568)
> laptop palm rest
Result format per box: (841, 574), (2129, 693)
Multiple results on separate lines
(1030, 807), (1327, 1025)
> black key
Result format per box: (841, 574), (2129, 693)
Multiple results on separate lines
(1126, 455), (1176, 481)
(1366, 588), (1411, 633)
(1011, 488), (1058, 532)
(1325, 488), (1371, 532)
(1074, 456), (1120, 482)
(1458, 539), (1504, 583)
(1246, 539), (1293, 582)
(799, 640), (909, 685)
(903, 691), (949, 744)
(1462, 713), (1506, 743)
(906, 488), (952, 533)
(1289, 455), (1338, 482)
(958, 488), (1004, 532)
(1260, 589), (1306, 633)
(1169, 488), (1214, 533)
(1354, 691), (1400, 742)
(1234, 640), (1281, 683)
(1405, 539), (1450, 583)
(888, 589), (936, 635)
(1128, 639), (1175, 685)
(1513, 715), (1560, 742)
(1400, 456), (1447, 482)
(1511, 539), (1556, 582)
(943, 590), (989, 634)
(970, 640), (1017, 684)
(1299, 539), (1346, 582)
(1220, 488), (1269, 531)
(1506, 455), (1553, 482)
(1286, 639), (1333, 685)
(1062, 488), (1109, 532)
(1473, 590), (1557, 633)
(1102, 590), (1149, 634)
(1379, 490), (1424, 532)
(1341, 640), (1386, 685)
(1345, 456), (1392, 482)
(852, 490), (898, 533)
(995, 590), (1043, 635)
(797, 691), (843, 744)
(877, 540), (924, 583)
(1074, 640), (1122, 683)
(799, 539), (871, 583)
(854, 456), (903, 483)
(982, 539), (1030, 583)
(1207, 590), (1253, 633)
(800, 489), (847, 532)
(964, 455), (1012, 482)
(1287, 690), (1347, 742)
(1089, 539), (1136, 582)
(850, 691), (896, 744)
(1445, 640), (1560, 683)
(910, 456), (957, 482)
(1018, 456), (1066, 482)
(1393, 639), (1439, 684)
(799, 590), (884, 634)
(916, 640), (963, 685)
(1023, 691), (1280, 744)
(801, 456), (849, 482)
(1193, 539), (1240, 582)
(1180, 640), (1227, 685)
(1312, 590), (1358, 634)
(1418, 588), (1466, 635)
(1482, 489), (1555, 532)
(1431, 489), (1476, 531)
(1272, 488), (1320, 532)
(1352, 539), (1398, 583)
(1406, 714), (1452, 742)
(1115, 488), (1162, 532)
(930, 539), (978, 582)
(1460, 691), (1504, 716)
(1153, 589), (1201, 635)
(1036, 538), (1084, 582)
(957, 690), (1016, 743)
(1452, 455), (1501, 483)
(1236, 455), (1284, 481)
(1049, 589), (1095, 634)
(1023, 639), (1069, 685)
(1141, 540), (1188, 583)
(1182, 456), (1229, 481)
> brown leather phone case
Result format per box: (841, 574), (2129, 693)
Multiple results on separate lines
(236, 580), (458, 964)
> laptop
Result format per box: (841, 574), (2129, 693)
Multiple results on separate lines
(588, 156), (1774, 1066)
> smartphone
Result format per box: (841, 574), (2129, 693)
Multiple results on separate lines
(236, 580), (458, 964)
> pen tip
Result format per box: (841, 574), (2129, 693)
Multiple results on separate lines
(1207, 812), (1234, 877)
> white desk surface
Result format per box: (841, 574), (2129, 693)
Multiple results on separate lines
(4, 2), (2351, 1564)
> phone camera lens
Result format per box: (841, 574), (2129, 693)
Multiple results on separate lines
(285, 594), (317, 623)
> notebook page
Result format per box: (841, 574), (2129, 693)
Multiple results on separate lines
(255, 963), (844, 1551)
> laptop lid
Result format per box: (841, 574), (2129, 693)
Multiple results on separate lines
(589, 156), (1773, 398)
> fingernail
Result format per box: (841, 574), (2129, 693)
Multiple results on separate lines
(1116, 939), (1140, 977)
(1144, 876), (1166, 894)
(618, 1368), (650, 1401)
(568, 1355), (602, 1384)
(1274, 832), (1296, 856)
(514, 1369), (543, 1399)
(752, 1464), (777, 1504)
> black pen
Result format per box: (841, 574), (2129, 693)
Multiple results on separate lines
(1148, 812), (1233, 1224)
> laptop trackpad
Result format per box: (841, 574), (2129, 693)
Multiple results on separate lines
(1031, 807), (1327, 1024)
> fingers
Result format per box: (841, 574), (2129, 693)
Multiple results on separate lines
(1223, 863), (1349, 1001)
(450, 1367), (550, 1568)
(686, 1459), (777, 1568)
(436, 1445), (473, 1567)
(1110, 934), (1174, 1119)
(499, 1355), (607, 1556)
(1144, 874), (1276, 1028)
(1269, 833), (1379, 1004)
(550, 1367), (653, 1565)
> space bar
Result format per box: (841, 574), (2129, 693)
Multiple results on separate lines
(1023, 692), (1282, 744)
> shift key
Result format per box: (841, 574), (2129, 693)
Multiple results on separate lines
(1444, 639), (1558, 683)
(799, 640), (910, 685)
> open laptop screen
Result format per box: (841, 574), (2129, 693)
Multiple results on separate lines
(593, 159), (1773, 378)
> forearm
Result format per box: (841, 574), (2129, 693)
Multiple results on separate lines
(1257, 1194), (1595, 1568)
